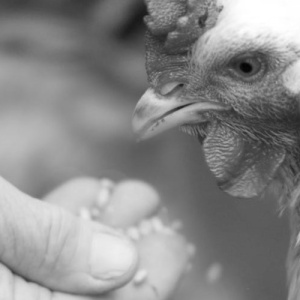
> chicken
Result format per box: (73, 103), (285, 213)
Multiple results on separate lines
(132, 0), (300, 299)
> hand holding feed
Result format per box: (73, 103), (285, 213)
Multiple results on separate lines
(0, 177), (193, 300)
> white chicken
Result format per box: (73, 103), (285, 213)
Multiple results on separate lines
(133, 0), (300, 299)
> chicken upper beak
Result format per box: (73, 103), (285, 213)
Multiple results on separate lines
(132, 88), (229, 140)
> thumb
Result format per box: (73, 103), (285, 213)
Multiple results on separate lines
(0, 177), (138, 295)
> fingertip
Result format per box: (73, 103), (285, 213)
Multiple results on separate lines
(44, 177), (102, 213)
(101, 179), (161, 228)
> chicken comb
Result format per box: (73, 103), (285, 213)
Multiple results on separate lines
(145, 0), (222, 54)
(144, 0), (222, 87)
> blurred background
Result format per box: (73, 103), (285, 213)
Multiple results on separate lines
(0, 1), (289, 299)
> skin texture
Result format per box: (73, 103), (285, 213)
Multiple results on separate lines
(132, 0), (300, 299)
(0, 178), (190, 300)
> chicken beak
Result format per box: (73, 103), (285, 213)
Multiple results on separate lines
(132, 88), (229, 140)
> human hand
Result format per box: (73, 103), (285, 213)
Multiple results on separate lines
(0, 177), (192, 300)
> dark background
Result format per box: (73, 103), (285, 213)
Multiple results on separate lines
(0, 1), (289, 299)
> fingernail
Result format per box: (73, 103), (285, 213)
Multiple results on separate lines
(90, 234), (137, 280)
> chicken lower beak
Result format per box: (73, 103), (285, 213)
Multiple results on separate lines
(132, 88), (229, 140)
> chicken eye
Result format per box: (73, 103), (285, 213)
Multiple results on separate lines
(230, 56), (262, 78)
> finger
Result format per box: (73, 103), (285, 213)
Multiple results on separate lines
(0, 263), (85, 300)
(1, 234), (189, 300)
(45, 178), (161, 227)
(0, 263), (53, 300)
(46, 178), (189, 300)
(44, 177), (102, 214)
(0, 177), (138, 295)
(53, 233), (190, 300)
(99, 180), (161, 227)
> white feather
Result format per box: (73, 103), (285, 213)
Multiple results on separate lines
(282, 60), (300, 94)
(194, 0), (300, 62)
(218, 0), (300, 38)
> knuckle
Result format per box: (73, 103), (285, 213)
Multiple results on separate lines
(42, 208), (80, 272)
